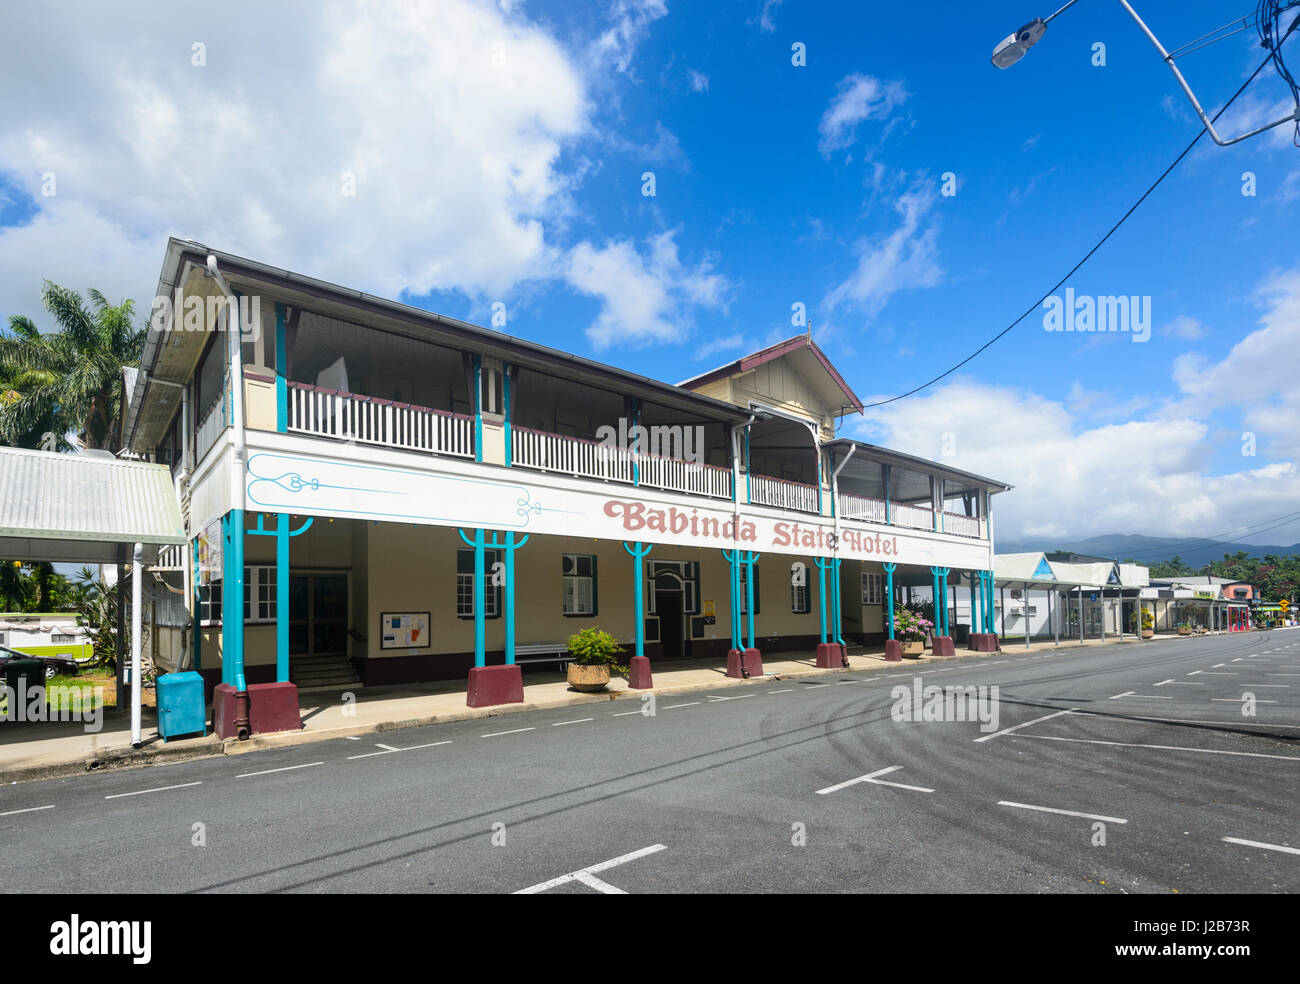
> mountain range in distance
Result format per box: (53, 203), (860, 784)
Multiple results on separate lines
(996, 533), (1300, 569)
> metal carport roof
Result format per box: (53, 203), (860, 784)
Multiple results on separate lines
(0, 447), (186, 564)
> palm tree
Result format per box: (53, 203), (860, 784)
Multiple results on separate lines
(0, 282), (147, 450)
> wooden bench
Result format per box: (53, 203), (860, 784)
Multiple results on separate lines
(513, 643), (572, 671)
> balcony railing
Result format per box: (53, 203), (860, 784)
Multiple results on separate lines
(288, 382), (474, 459)
(510, 425), (733, 500)
(195, 392), (228, 464)
(942, 511), (982, 539)
(750, 473), (820, 514)
(889, 501), (935, 531)
(839, 492), (886, 523)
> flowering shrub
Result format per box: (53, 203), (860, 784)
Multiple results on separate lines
(893, 607), (934, 643)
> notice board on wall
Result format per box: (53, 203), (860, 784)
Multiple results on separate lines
(380, 612), (429, 650)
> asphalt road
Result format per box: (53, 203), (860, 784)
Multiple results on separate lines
(3, 630), (1298, 893)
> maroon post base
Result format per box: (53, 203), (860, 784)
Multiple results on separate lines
(466, 664), (525, 708)
(212, 683), (240, 740)
(213, 682), (301, 738)
(932, 635), (956, 657)
(726, 647), (764, 678)
(815, 642), (842, 669)
(248, 682), (302, 735)
(969, 633), (1000, 653)
(627, 655), (653, 689)
(884, 639), (903, 662)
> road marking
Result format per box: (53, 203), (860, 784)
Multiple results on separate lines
(515, 844), (667, 894)
(1188, 671), (1203, 676)
(1016, 734), (1300, 761)
(343, 736), (362, 741)
(766, 688), (794, 694)
(802, 683), (831, 689)
(973, 707), (1076, 743)
(1221, 837), (1300, 856)
(552, 717), (594, 726)
(998, 801), (1128, 824)
(1153, 679), (1175, 686)
(816, 765), (935, 795)
(347, 740), (452, 760)
(1074, 711), (1300, 729)
(1163, 681), (1205, 685)
(236, 761), (323, 778)
(105, 781), (202, 800)
(611, 709), (645, 717)
(375, 743), (398, 751)
(481, 727), (535, 738)
(1268, 673), (1300, 677)
(1110, 692), (1171, 700)
(706, 693), (754, 701)
(0, 804), (54, 818)
(663, 701), (700, 709)
(1210, 698), (1278, 703)
(1194, 671), (1237, 675)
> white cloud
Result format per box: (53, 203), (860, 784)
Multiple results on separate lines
(0, 0), (590, 320)
(851, 378), (1300, 543)
(823, 188), (942, 315)
(751, 0), (782, 33)
(566, 230), (733, 349)
(1172, 269), (1300, 458)
(817, 74), (906, 155)
(1163, 314), (1209, 340)
(590, 0), (669, 75)
(688, 70), (709, 93)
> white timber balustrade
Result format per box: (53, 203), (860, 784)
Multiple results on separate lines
(749, 473), (820, 513)
(888, 500), (936, 531)
(287, 381), (474, 458)
(194, 392), (227, 465)
(942, 511), (982, 538)
(511, 425), (732, 499)
(838, 492), (886, 523)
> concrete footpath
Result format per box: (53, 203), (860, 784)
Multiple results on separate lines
(0, 630), (1243, 784)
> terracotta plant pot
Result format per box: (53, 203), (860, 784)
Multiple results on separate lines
(567, 663), (611, 693)
(1177, 628), (1191, 636)
(902, 641), (924, 657)
(1141, 630), (1154, 639)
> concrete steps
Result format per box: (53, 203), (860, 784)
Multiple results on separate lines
(291, 654), (363, 691)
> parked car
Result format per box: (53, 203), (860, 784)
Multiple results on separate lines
(0, 644), (81, 680)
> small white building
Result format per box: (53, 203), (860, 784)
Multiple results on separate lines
(0, 613), (92, 661)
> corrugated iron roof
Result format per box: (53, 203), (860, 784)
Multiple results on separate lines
(0, 447), (185, 562)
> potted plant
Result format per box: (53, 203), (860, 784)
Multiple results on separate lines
(1129, 609), (1155, 639)
(565, 626), (627, 693)
(1176, 621), (1191, 636)
(893, 608), (933, 657)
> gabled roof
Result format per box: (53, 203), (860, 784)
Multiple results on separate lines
(678, 334), (865, 416)
(0, 447), (186, 564)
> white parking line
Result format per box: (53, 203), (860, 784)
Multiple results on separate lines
(802, 683), (831, 689)
(375, 743), (398, 751)
(1109, 692), (1171, 700)
(105, 781), (202, 800)
(347, 740), (452, 760)
(515, 844), (667, 894)
(1153, 679), (1175, 686)
(236, 761), (323, 778)
(481, 727), (535, 738)
(766, 689), (794, 694)
(552, 718), (594, 726)
(1222, 837), (1300, 856)
(1210, 698), (1279, 703)
(663, 701), (700, 709)
(973, 707), (1076, 743)
(706, 693), (754, 701)
(816, 765), (935, 795)
(1017, 734), (1300, 761)
(0, 804), (54, 818)
(998, 801), (1128, 824)
(611, 709), (645, 717)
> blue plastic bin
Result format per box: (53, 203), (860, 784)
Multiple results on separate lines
(156, 671), (206, 742)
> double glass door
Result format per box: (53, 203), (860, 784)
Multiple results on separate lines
(289, 573), (348, 656)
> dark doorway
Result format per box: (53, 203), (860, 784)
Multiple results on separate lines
(654, 570), (686, 660)
(289, 573), (349, 657)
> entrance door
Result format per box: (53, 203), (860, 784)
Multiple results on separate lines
(289, 573), (349, 657)
(653, 570), (686, 660)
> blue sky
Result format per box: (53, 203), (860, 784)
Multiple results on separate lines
(1, 0), (1297, 544)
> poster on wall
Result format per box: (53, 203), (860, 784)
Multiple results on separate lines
(197, 520), (223, 585)
(380, 612), (430, 650)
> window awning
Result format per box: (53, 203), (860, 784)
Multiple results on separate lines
(0, 447), (186, 565)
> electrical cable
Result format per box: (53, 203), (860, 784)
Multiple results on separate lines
(862, 13), (1300, 411)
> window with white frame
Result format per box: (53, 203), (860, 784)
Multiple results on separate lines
(198, 566), (276, 625)
(861, 572), (882, 605)
(562, 554), (597, 616)
(791, 579), (810, 614)
(456, 548), (501, 618)
(51, 632), (78, 644)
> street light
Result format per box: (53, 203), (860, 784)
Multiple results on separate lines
(990, 0), (1300, 146)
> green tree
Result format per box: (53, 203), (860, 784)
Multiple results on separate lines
(0, 282), (147, 450)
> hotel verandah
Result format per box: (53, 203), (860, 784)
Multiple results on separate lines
(121, 238), (1010, 737)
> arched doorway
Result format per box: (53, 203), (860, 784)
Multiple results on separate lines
(653, 569), (686, 660)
